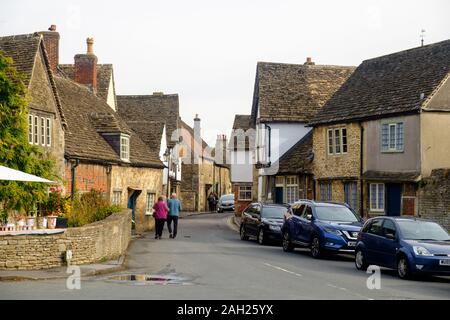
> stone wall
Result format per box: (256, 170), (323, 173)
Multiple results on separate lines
(0, 210), (131, 270)
(418, 169), (450, 231)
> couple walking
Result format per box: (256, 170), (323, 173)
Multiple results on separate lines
(153, 193), (182, 239)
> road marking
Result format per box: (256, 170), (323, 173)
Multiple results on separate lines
(326, 283), (374, 300)
(263, 263), (303, 277)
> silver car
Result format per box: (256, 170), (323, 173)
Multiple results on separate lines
(217, 194), (235, 213)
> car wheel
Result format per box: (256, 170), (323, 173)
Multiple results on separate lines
(310, 236), (322, 259)
(258, 228), (266, 245)
(282, 231), (294, 252)
(240, 225), (249, 241)
(397, 256), (412, 280)
(355, 249), (368, 271)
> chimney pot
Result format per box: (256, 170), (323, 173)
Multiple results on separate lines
(49, 24), (57, 31)
(87, 37), (94, 54)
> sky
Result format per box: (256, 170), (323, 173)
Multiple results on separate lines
(2, 0), (450, 146)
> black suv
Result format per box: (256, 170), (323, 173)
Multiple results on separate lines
(240, 202), (290, 245)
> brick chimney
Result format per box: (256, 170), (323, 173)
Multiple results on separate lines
(194, 114), (201, 138)
(304, 57), (315, 66)
(215, 134), (228, 165)
(74, 37), (98, 91)
(38, 24), (60, 73)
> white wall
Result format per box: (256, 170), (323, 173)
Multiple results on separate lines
(230, 149), (253, 182)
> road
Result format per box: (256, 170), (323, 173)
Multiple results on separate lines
(0, 213), (449, 299)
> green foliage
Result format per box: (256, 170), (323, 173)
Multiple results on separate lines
(0, 50), (58, 215)
(62, 190), (122, 227)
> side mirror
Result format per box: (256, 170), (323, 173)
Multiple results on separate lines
(385, 233), (396, 240)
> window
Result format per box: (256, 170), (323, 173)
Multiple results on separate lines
(292, 204), (305, 217)
(327, 128), (347, 155)
(319, 182), (332, 201)
(146, 193), (155, 215)
(286, 176), (299, 204)
(382, 219), (397, 239)
(120, 135), (130, 161)
(40, 117), (45, 146)
(381, 122), (404, 152)
(370, 183), (385, 212)
(302, 206), (313, 220)
(344, 182), (358, 213)
(28, 115), (33, 144)
(112, 191), (122, 206)
(46, 118), (51, 146)
(238, 186), (252, 201)
(368, 219), (384, 236)
(34, 116), (38, 144)
(275, 176), (284, 187)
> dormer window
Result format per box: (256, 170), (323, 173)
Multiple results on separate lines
(120, 134), (130, 161)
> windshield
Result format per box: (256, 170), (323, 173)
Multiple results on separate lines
(262, 206), (289, 219)
(315, 206), (359, 222)
(397, 220), (450, 241)
(221, 195), (234, 201)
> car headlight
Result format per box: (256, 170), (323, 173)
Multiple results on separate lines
(323, 227), (342, 236)
(269, 225), (281, 231)
(413, 246), (433, 257)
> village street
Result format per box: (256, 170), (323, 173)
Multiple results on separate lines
(0, 213), (449, 300)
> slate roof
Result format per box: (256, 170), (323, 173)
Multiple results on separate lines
(362, 171), (421, 182)
(311, 40), (450, 125)
(117, 94), (180, 149)
(0, 33), (67, 128)
(58, 64), (116, 104)
(229, 115), (255, 151)
(251, 62), (355, 124)
(54, 76), (163, 168)
(274, 131), (313, 175)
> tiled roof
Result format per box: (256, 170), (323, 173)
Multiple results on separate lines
(123, 120), (165, 152)
(229, 115), (255, 151)
(117, 94), (180, 148)
(251, 62), (355, 124)
(362, 171), (420, 182)
(275, 131), (313, 174)
(58, 64), (116, 103)
(311, 40), (450, 125)
(0, 33), (67, 128)
(54, 76), (163, 168)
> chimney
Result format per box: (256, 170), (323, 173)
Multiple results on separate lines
(304, 57), (315, 65)
(194, 114), (201, 138)
(74, 37), (98, 91)
(38, 24), (60, 73)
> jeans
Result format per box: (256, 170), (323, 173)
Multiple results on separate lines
(167, 215), (179, 237)
(155, 218), (166, 238)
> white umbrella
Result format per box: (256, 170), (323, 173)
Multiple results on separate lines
(0, 165), (54, 183)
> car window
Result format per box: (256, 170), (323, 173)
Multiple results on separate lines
(397, 220), (450, 241)
(221, 195), (234, 201)
(253, 205), (261, 215)
(361, 220), (372, 233)
(302, 206), (313, 219)
(292, 204), (305, 217)
(382, 220), (397, 239)
(368, 219), (383, 236)
(262, 206), (288, 219)
(314, 206), (359, 222)
(244, 204), (255, 215)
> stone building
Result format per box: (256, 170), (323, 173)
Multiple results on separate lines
(0, 31), (66, 180)
(116, 93), (182, 197)
(250, 59), (354, 204)
(310, 39), (450, 224)
(35, 27), (165, 233)
(179, 116), (231, 212)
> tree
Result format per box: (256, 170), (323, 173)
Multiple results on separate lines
(0, 50), (58, 218)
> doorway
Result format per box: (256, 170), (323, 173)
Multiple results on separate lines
(127, 189), (142, 228)
(386, 183), (402, 216)
(275, 187), (284, 204)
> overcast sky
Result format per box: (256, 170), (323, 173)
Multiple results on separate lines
(2, 0), (450, 145)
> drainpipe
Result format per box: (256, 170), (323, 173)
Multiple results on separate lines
(360, 125), (364, 217)
(71, 159), (80, 200)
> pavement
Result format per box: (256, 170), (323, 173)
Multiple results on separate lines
(1, 212), (449, 299)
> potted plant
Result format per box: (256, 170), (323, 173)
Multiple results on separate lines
(26, 209), (37, 230)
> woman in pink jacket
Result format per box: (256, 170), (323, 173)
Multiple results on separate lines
(153, 196), (169, 239)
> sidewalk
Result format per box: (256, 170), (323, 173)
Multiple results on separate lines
(179, 211), (214, 219)
(0, 255), (125, 282)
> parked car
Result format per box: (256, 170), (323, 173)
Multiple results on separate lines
(355, 216), (450, 279)
(281, 200), (363, 258)
(240, 203), (290, 245)
(217, 194), (235, 213)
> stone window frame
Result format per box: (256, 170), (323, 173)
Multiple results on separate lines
(369, 183), (385, 213)
(120, 134), (130, 162)
(112, 190), (122, 206)
(28, 112), (53, 147)
(319, 181), (332, 201)
(344, 181), (358, 213)
(145, 192), (156, 216)
(285, 175), (299, 204)
(327, 127), (347, 155)
(238, 185), (252, 201)
(381, 121), (404, 153)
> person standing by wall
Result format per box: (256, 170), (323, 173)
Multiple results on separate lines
(153, 196), (169, 239)
(167, 193), (182, 239)
(208, 193), (216, 212)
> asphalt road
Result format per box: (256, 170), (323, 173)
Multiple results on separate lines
(0, 213), (449, 300)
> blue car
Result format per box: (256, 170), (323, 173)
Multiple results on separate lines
(281, 200), (363, 258)
(355, 216), (450, 279)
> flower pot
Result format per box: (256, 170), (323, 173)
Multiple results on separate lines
(26, 217), (36, 229)
(47, 216), (57, 229)
(39, 217), (48, 229)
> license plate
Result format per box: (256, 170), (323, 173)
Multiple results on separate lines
(439, 259), (450, 266)
(347, 241), (356, 247)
